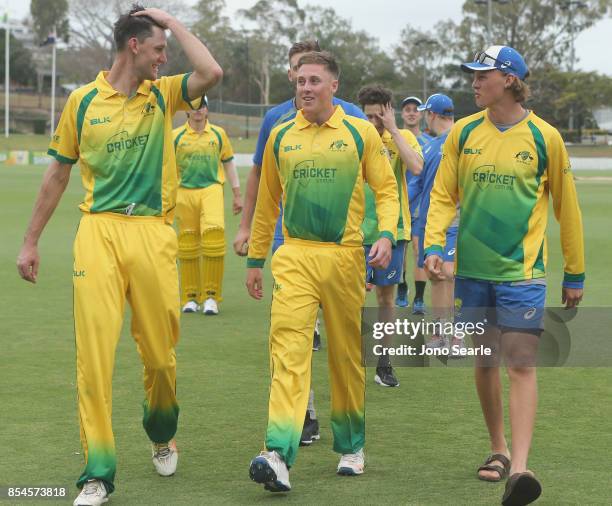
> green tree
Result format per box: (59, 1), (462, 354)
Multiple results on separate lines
(238, 0), (305, 104)
(451, 0), (612, 71)
(65, 0), (188, 84)
(298, 6), (398, 104)
(529, 68), (612, 131)
(31, 0), (70, 43)
(0, 30), (36, 86)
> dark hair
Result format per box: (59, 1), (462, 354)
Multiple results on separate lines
(288, 40), (321, 61)
(113, 3), (165, 51)
(357, 85), (393, 108)
(296, 51), (340, 78)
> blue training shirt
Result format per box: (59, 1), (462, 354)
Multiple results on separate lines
(252, 97), (367, 241)
(407, 131), (436, 223)
(413, 132), (449, 233)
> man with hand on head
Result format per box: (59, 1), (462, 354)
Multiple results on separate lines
(16, 5), (222, 505)
(358, 84), (423, 387)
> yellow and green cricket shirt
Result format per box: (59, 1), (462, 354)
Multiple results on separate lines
(362, 128), (423, 245)
(247, 105), (400, 267)
(424, 110), (585, 285)
(48, 71), (201, 222)
(172, 121), (234, 188)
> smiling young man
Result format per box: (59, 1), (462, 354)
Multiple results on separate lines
(232, 40), (367, 446)
(173, 96), (241, 316)
(424, 45), (585, 506)
(16, 5), (222, 505)
(357, 85), (423, 387)
(246, 51), (399, 492)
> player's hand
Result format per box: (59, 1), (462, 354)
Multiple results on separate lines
(17, 243), (40, 283)
(368, 237), (392, 269)
(378, 103), (398, 133)
(232, 195), (243, 215)
(233, 227), (250, 256)
(246, 268), (263, 300)
(424, 254), (444, 281)
(131, 8), (174, 29)
(562, 286), (583, 309)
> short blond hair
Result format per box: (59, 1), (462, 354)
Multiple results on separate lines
(297, 51), (340, 78)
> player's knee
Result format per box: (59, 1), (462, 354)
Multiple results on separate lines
(376, 286), (395, 307)
(178, 230), (200, 259)
(506, 364), (537, 379)
(202, 227), (226, 257)
(145, 351), (176, 373)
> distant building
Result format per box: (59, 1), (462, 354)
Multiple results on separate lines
(593, 107), (612, 132)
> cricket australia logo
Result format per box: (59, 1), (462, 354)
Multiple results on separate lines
(472, 165), (496, 190)
(329, 139), (348, 151)
(515, 150), (534, 165)
(142, 102), (156, 115)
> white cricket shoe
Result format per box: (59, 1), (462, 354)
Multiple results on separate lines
(73, 480), (108, 506)
(425, 335), (449, 350)
(152, 439), (178, 476)
(337, 448), (365, 475)
(203, 298), (219, 315)
(182, 301), (198, 313)
(249, 450), (291, 492)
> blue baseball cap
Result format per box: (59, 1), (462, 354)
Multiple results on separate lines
(461, 45), (529, 80)
(417, 94), (454, 116)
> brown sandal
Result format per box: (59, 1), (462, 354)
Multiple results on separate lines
(477, 453), (511, 482)
(502, 472), (542, 505)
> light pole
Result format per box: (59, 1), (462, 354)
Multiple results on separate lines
(414, 38), (437, 101)
(560, 0), (587, 131)
(474, 0), (510, 46)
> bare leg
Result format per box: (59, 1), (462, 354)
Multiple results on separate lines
(502, 331), (539, 474)
(474, 327), (509, 479)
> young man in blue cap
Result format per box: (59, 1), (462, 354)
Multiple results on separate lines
(424, 45), (585, 506)
(412, 94), (462, 353)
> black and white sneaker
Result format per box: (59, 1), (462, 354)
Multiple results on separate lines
(374, 366), (399, 387)
(299, 413), (320, 446)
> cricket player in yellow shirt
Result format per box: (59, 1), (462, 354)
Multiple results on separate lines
(357, 84), (423, 387)
(246, 51), (399, 492)
(173, 97), (242, 315)
(424, 45), (584, 506)
(16, 6), (222, 505)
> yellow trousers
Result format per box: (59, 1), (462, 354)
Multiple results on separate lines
(266, 240), (366, 467)
(72, 213), (180, 493)
(176, 185), (225, 305)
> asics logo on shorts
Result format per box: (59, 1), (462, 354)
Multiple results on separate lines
(386, 270), (397, 279)
(447, 248), (456, 256)
(524, 307), (537, 320)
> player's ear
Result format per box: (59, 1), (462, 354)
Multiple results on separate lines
(331, 79), (339, 94)
(127, 36), (139, 55)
